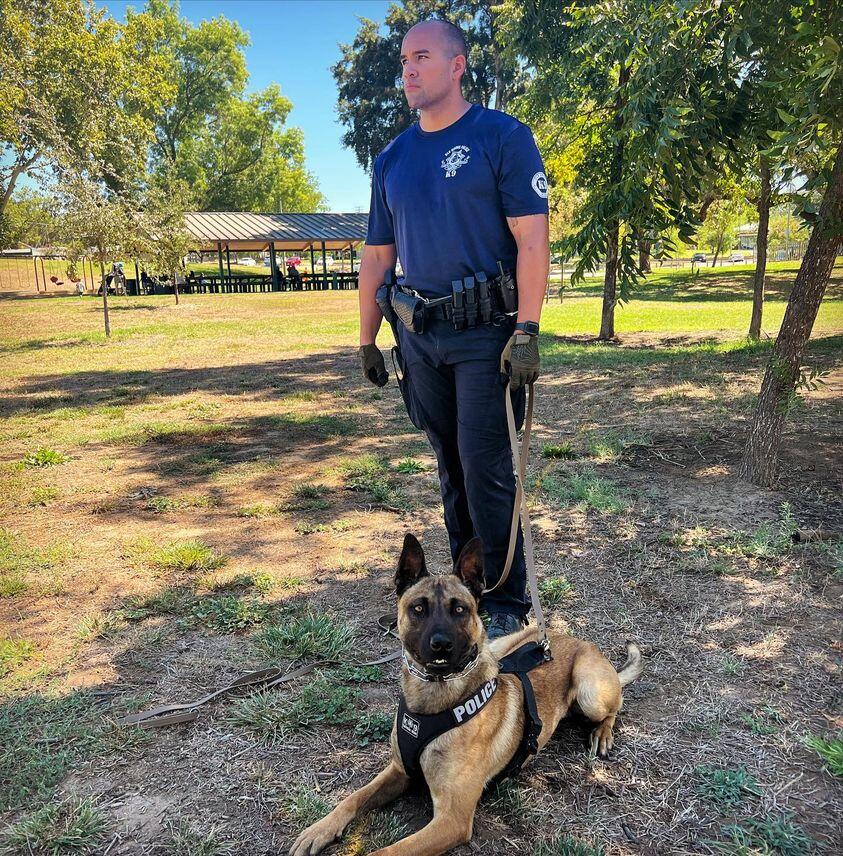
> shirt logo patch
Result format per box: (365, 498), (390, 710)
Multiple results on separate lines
(531, 171), (548, 198)
(401, 712), (420, 737)
(441, 145), (470, 178)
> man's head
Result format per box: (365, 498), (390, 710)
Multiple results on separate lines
(395, 533), (486, 675)
(400, 19), (467, 111)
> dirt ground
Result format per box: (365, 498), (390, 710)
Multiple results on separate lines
(0, 288), (841, 855)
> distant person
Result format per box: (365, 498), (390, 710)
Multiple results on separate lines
(287, 262), (302, 290)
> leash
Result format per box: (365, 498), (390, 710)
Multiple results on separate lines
(118, 623), (402, 730)
(484, 374), (549, 650)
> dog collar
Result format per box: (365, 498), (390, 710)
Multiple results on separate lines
(402, 646), (480, 683)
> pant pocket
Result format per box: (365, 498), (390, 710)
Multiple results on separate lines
(392, 345), (424, 431)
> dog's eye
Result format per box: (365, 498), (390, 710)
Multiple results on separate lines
(454, 605), (465, 614)
(413, 604), (424, 614)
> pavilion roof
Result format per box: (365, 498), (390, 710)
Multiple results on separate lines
(183, 211), (369, 252)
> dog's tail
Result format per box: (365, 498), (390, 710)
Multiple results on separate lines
(617, 642), (643, 687)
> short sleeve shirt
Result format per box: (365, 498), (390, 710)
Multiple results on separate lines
(366, 104), (548, 297)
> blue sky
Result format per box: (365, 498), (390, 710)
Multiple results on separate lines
(101, 0), (394, 212)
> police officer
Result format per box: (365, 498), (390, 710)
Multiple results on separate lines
(358, 19), (549, 639)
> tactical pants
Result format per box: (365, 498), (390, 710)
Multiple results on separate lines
(396, 318), (528, 619)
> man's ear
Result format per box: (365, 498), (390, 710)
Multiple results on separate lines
(396, 533), (428, 596)
(454, 537), (485, 600)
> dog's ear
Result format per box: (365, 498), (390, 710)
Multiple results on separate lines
(396, 533), (428, 596)
(454, 537), (485, 600)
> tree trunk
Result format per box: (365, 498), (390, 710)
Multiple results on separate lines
(599, 61), (629, 341)
(600, 218), (620, 340)
(173, 269), (180, 305)
(99, 257), (111, 338)
(638, 238), (652, 273)
(712, 240), (722, 268)
(739, 139), (843, 487)
(748, 156), (772, 340)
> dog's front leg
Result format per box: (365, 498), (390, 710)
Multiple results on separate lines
(369, 778), (484, 856)
(288, 762), (409, 856)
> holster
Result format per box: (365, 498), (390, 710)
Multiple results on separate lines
(497, 262), (519, 314)
(376, 270), (398, 331)
(390, 286), (426, 334)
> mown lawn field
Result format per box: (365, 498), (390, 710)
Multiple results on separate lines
(0, 262), (841, 855)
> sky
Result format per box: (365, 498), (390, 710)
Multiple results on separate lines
(100, 0), (394, 212)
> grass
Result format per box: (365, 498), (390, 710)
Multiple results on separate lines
(281, 785), (331, 828)
(695, 765), (761, 806)
(0, 635), (35, 676)
(804, 733), (843, 778)
(0, 692), (102, 810)
(354, 711), (393, 746)
(29, 486), (60, 506)
(253, 612), (355, 660)
(75, 611), (125, 642)
(236, 502), (283, 518)
(585, 429), (650, 460)
(338, 454), (409, 509)
(395, 457), (425, 474)
(540, 466), (628, 513)
(138, 539), (228, 574)
(160, 820), (234, 856)
(538, 575), (574, 605)
(228, 675), (361, 739)
(191, 595), (273, 632)
(1, 798), (107, 854)
(0, 529), (68, 598)
(21, 447), (69, 468)
(541, 442), (576, 459)
(718, 815), (813, 856)
(288, 482), (331, 510)
(533, 834), (606, 856)
(340, 811), (410, 855)
(145, 494), (217, 513)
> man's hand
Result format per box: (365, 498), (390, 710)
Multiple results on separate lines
(501, 332), (539, 390)
(360, 344), (388, 387)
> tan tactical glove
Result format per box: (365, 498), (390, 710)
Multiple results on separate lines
(501, 332), (540, 390)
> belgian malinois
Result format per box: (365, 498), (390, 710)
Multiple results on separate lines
(290, 533), (642, 856)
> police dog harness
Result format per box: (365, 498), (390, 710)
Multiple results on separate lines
(396, 641), (548, 781)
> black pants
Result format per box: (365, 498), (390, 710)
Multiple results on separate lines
(397, 318), (528, 618)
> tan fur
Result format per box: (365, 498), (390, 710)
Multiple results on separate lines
(289, 556), (642, 856)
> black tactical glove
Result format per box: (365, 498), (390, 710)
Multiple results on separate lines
(501, 332), (540, 390)
(359, 344), (388, 387)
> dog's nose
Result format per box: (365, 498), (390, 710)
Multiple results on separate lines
(429, 633), (453, 654)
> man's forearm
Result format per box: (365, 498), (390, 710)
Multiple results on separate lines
(515, 249), (549, 325)
(510, 216), (550, 325)
(358, 248), (395, 345)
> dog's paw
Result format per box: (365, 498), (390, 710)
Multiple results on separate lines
(289, 818), (343, 856)
(589, 723), (614, 760)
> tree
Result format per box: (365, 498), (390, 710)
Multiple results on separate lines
(135, 180), (195, 305)
(498, 0), (744, 339)
(333, 1), (526, 171)
(56, 174), (138, 338)
(737, 0), (843, 486)
(141, 0), (324, 212)
(0, 190), (55, 249)
(0, 0), (172, 223)
(697, 193), (751, 266)
(175, 86), (326, 212)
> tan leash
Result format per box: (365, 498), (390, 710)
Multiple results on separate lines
(118, 638), (402, 730)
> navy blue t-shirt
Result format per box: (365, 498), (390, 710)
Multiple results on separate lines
(366, 104), (548, 297)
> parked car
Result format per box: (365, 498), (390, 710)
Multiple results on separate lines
(692, 252), (707, 263)
(237, 257), (256, 266)
(729, 252), (746, 263)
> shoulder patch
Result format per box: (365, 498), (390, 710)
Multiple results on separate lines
(531, 172), (548, 199)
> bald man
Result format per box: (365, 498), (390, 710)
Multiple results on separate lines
(358, 19), (550, 640)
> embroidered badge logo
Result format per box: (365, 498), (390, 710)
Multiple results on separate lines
(531, 171), (548, 198)
(401, 712), (420, 737)
(441, 145), (470, 178)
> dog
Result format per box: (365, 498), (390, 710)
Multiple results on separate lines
(290, 533), (642, 856)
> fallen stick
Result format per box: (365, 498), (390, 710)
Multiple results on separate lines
(791, 529), (841, 544)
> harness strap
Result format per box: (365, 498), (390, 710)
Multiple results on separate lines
(397, 677), (499, 777)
